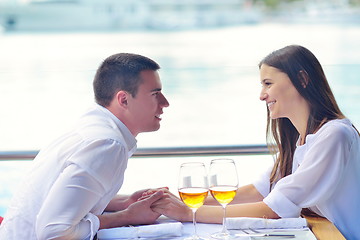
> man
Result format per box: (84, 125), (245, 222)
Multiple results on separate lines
(0, 53), (170, 239)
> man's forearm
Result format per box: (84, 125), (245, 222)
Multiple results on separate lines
(105, 194), (130, 212)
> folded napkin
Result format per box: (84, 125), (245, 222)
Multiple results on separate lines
(227, 217), (307, 230)
(97, 222), (183, 239)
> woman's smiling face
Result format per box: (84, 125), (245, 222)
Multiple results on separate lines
(259, 64), (306, 121)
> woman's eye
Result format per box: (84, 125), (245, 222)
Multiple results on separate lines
(261, 81), (271, 87)
(265, 81), (272, 86)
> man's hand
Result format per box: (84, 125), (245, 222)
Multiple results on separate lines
(124, 190), (165, 225)
(105, 187), (168, 212)
(99, 190), (165, 229)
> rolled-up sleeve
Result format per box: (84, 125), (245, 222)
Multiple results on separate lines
(252, 165), (272, 198)
(263, 124), (351, 218)
(36, 139), (127, 240)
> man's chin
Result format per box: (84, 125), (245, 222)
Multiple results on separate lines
(143, 125), (161, 133)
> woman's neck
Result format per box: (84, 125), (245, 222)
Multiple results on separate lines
(289, 105), (310, 146)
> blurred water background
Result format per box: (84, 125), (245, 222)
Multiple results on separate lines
(0, 0), (359, 216)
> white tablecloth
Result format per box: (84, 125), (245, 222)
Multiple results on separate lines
(97, 216), (317, 240)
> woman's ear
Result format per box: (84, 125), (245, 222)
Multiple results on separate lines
(298, 70), (309, 88)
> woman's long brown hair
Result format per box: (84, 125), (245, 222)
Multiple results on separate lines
(258, 45), (354, 185)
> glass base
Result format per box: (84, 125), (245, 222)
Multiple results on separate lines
(210, 231), (235, 239)
(183, 235), (208, 240)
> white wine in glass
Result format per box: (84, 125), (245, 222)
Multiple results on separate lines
(209, 158), (239, 239)
(178, 162), (209, 240)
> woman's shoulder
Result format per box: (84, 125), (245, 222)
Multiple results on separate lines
(318, 118), (359, 142)
(322, 118), (354, 131)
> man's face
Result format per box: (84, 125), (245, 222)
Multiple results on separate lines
(126, 70), (169, 136)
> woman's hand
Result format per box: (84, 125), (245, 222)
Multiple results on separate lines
(146, 189), (192, 222)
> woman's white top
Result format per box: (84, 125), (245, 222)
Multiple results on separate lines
(0, 104), (137, 240)
(253, 119), (360, 239)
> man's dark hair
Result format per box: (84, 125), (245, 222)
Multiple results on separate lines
(93, 53), (160, 107)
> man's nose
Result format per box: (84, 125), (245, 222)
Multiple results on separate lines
(160, 93), (169, 107)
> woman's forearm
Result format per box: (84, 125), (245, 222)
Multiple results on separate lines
(231, 184), (264, 204)
(196, 201), (279, 224)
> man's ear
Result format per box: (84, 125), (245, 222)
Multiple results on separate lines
(116, 90), (129, 108)
(298, 70), (309, 88)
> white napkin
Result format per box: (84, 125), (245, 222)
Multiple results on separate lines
(97, 222), (183, 239)
(227, 217), (308, 230)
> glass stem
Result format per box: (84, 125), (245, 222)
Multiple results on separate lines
(192, 208), (198, 237)
(221, 205), (227, 234)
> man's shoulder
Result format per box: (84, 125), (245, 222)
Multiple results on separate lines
(77, 119), (125, 143)
(73, 107), (120, 138)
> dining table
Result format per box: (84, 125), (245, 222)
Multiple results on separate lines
(97, 215), (348, 240)
(304, 216), (345, 240)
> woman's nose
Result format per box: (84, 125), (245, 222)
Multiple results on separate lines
(259, 90), (267, 101)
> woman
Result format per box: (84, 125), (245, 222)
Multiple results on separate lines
(150, 45), (360, 239)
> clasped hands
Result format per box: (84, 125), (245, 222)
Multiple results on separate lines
(138, 187), (192, 222)
(101, 187), (191, 229)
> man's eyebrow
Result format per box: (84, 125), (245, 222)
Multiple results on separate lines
(150, 88), (162, 92)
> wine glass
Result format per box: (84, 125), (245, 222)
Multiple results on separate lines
(178, 162), (209, 240)
(209, 158), (239, 239)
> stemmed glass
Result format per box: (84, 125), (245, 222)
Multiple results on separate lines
(178, 162), (209, 240)
(209, 158), (239, 239)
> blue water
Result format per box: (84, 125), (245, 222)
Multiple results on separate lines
(0, 23), (360, 216)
